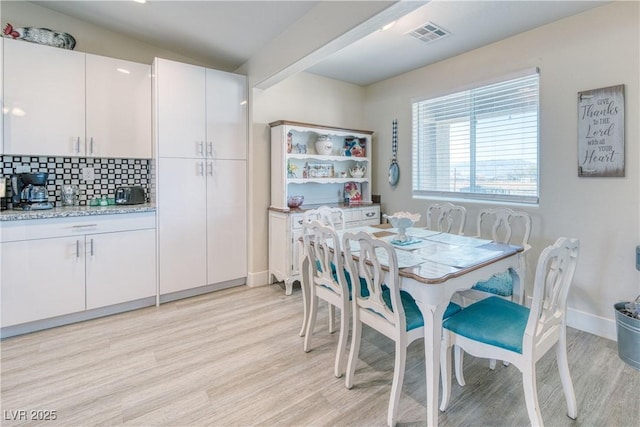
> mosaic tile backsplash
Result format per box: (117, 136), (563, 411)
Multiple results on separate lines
(1, 155), (150, 209)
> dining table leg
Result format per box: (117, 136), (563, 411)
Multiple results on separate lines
(419, 300), (447, 427)
(401, 278), (448, 427)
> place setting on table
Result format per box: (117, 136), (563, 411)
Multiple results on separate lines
(330, 211), (522, 278)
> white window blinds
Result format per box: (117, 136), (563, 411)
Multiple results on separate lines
(412, 70), (540, 204)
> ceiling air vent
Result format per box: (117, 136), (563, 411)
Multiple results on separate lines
(407, 21), (450, 43)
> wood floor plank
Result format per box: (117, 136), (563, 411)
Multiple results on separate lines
(1, 284), (638, 426)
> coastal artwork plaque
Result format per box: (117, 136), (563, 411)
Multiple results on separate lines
(577, 84), (625, 177)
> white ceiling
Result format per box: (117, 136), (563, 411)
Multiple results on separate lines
(32, 0), (608, 87)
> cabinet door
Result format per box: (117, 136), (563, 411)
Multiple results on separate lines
(86, 229), (156, 310)
(206, 69), (247, 160)
(291, 228), (303, 277)
(1, 237), (85, 327)
(158, 157), (208, 293)
(1, 38), (4, 154)
(155, 58), (206, 158)
(86, 55), (152, 158)
(206, 159), (247, 284)
(3, 38), (85, 156)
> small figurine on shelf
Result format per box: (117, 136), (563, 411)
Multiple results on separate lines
(287, 162), (297, 178)
(302, 162), (309, 178)
(296, 143), (307, 154)
(344, 137), (366, 157)
(287, 132), (293, 154)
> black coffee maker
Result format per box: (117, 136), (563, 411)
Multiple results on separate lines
(11, 172), (54, 210)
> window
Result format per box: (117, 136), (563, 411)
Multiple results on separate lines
(412, 70), (539, 204)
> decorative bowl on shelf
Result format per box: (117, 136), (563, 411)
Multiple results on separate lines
(315, 135), (333, 155)
(349, 165), (366, 178)
(384, 212), (421, 242)
(287, 195), (304, 208)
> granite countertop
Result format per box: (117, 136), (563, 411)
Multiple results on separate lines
(0, 203), (156, 222)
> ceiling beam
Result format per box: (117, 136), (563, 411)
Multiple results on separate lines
(238, 0), (427, 89)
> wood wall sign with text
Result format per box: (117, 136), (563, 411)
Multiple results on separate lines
(578, 84), (625, 177)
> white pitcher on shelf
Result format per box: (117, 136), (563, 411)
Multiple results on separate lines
(315, 135), (333, 155)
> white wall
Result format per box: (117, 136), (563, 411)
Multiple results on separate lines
(364, 1), (639, 339)
(248, 72), (366, 286)
(1, 1), (222, 68)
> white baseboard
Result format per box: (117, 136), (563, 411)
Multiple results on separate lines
(246, 270), (270, 288)
(567, 306), (617, 341)
(525, 296), (617, 341)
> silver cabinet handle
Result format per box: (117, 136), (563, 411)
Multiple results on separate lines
(90, 238), (94, 257)
(207, 141), (213, 157)
(199, 162), (204, 176)
(89, 137), (95, 156)
(365, 212), (376, 217)
(72, 224), (98, 228)
(75, 137), (81, 155)
(197, 141), (204, 157)
(76, 240), (80, 258)
(207, 162), (213, 176)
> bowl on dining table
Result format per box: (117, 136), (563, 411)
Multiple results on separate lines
(384, 212), (421, 242)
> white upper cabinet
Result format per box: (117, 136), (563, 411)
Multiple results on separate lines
(154, 58), (247, 160)
(155, 58), (207, 158)
(1, 38), (4, 154)
(85, 54), (152, 158)
(3, 38), (85, 156)
(3, 39), (152, 158)
(206, 69), (247, 160)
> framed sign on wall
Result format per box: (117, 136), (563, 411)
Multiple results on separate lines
(577, 84), (625, 177)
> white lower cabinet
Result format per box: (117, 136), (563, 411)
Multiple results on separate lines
(268, 205), (380, 295)
(0, 213), (156, 329)
(157, 157), (247, 296)
(86, 229), (156, 310)
(1, 236), (85, 327)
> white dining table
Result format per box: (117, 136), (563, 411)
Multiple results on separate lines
(299, 224), (523, 426)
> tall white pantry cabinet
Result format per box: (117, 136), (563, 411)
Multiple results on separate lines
(153, 58), (248, 299)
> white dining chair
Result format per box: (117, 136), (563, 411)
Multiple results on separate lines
(298, 206), (346, 337)
(303, 206), (346, 230)
(452, 208), (533, 374)
(458, 207), (532, 306)
(302, 220), (351, 377)
(426, 202), (467, 235)
(342, 231), (462, 427)
(440, 237), (580, 426)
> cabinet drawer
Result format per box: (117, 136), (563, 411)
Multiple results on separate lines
(291, 214), (305, 229)
(361, 206), (380, 222)
(0, 212), (156, 243)
(344, 210), (361, 222)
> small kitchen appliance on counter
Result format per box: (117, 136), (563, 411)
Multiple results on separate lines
(10, 172), (54, 210)
(115, 186), (146, 205)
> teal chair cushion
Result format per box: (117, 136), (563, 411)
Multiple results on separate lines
(316, 261), (461, 332)
(381, 288), (462, 331)
(471, 270), (513, 297)
(315, 260), (369, 298)
(443, 296), (530, 354)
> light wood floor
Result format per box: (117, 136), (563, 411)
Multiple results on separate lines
(1, 284), (638, 426)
